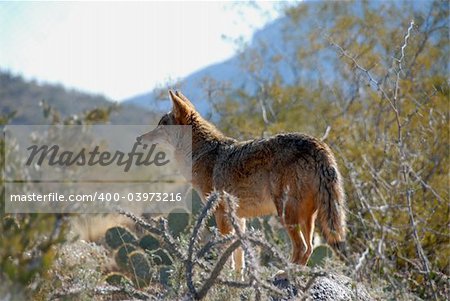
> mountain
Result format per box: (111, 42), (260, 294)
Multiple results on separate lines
(124, 55), (247, 117)
(0, 71), (156, 125)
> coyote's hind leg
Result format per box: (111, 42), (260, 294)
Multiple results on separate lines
(277, 194), (307, 264)
(296, 193), (318, 265)
(285, 223), (307, 264)
(298, 210), (316, 265)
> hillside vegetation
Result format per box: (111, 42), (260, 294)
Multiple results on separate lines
(0, 71), (156, 125)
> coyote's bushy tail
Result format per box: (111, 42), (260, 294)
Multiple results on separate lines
(315, 150), (347, 257)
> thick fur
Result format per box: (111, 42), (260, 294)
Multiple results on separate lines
(139, 90), (347, 266)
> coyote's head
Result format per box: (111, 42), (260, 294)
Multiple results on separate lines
(137, 90), (195, 145)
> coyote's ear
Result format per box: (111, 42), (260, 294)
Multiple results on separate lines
(175, 91), (195, 108)
(169, 90), (192, 120)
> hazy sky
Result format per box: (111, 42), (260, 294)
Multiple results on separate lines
(0, 2), (287, 101)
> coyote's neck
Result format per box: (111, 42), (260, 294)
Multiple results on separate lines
(190, 114), (232, 155)
(173, 113), (233, 190)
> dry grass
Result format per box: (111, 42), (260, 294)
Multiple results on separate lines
(70, 214), (134, 242)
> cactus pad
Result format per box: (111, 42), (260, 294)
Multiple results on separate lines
(105, 226), (137, 249)
(139, 234), (160, 251)
(115, 243), (137, 270)
(167, 208), (190, 237)
(127, 251), (152, 287)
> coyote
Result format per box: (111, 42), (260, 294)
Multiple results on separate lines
(138, 90), (347, 270)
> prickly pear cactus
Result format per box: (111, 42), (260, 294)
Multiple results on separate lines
(115, 243), (137, 269)
(139, 234), (160, 251)
(127, 251), (152, 287)
(167, 208), (190, 237)
(191, 191), (203, 215)
(105, 226), (137, 249)
(105, 272), (132, 286)
(159, 266), (172, 286)
(308, 245), (333, 267)
(152, 249), (173, 265)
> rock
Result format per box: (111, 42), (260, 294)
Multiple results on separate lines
(304, 273), (373, 301)
(270, 270), (373, 301)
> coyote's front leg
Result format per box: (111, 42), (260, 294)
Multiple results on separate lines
(214, 204), (246, 277)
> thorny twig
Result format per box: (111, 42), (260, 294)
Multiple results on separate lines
(186, 192), (221, 298)
(331, 19), (441, 299)
(327, 36), (397, 113)
(224, 193), (285, 300)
